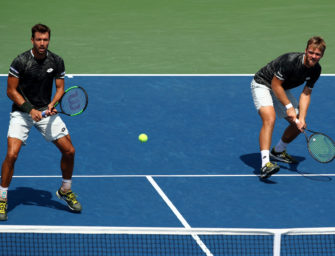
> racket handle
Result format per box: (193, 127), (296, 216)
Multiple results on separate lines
(296, 119), (309, 142)
(41, 110), (47, 118)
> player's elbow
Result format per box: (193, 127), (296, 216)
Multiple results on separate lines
(6, 88), (13, 98)
(6, 89), (17, 102)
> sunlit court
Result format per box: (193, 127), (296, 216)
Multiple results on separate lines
(0, 74), (334, 255)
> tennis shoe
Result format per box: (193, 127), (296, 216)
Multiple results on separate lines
(260, 162), (280, 179)
(270, 148), (298, 164)
(0, 200), (8, 221)
(56, 189), (82, 212)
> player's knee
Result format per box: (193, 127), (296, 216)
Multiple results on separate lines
(6, 151), (19, 163)
(259, 107), (276, 127)
(63, 147), (75, 158)
(263, 116), (276, 127)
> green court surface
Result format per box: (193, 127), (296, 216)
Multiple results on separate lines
(0, 0), (334, 74)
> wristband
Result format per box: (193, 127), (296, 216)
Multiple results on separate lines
(285, 103), (293, 110)
(20, 102), (34, 113)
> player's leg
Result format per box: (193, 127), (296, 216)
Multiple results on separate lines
(270, 90), (299, 164)
(251, 80), (280, 179)
(259, 106), (276, 152)
(0, 111), (32, 221)
(53, 135), (81, 212)
(36, 115), (82, 212)
(0, 138), (24, 221)
(53, 135), (75, 182)
(258, 106), (280, 178)
(1, 138), (24, 188)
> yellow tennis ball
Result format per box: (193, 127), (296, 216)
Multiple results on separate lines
(138, 133), (148, 142)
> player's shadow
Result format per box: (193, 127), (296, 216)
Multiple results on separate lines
(7, 187), (72, 213)
(240, 153), (332, 183)
(280, 163), (332, 182)
(240, 153), (277, 184)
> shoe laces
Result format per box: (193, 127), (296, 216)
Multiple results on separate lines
(0, 201), (7, 213)
(281, 150), (292, 158)
(266, 162), (275, 167)
(64, 191), (79, 204)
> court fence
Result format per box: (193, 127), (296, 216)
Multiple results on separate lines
(1, 225), (335, 256)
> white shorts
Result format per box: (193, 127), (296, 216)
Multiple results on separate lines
(250, 79), (299, 118)
(7, 111), (69, 144)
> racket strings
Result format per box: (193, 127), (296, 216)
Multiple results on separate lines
(308, 134), (335, 162)
(60, 88), (88, 115)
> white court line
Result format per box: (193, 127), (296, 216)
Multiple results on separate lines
(66, 74), (254, 77)
(0, 74), (253, 77)
(146, 176), (213, 256)
(2, 74), (335, 77)
(65, 74), (335, 77)
(11, 173), (335, 178)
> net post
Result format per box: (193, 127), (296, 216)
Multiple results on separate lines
(273, 229), (284, 256)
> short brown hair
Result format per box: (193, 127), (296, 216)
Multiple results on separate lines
(307, 36), (326, 53)
(31, 24), (51, 39)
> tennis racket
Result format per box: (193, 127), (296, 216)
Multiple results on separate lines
(302, 129), (335, 163)
(42, 86), (88, 117)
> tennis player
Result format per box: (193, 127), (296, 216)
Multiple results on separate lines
(251, 36), (326, 179)
(0, 24), (82, 221)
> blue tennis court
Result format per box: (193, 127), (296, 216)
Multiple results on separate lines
(0, 75), (335, 255)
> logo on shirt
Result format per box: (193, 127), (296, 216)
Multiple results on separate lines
(47, 68), (54, 73)
(275, 71), (284, 80)
(306, 77), (311, 81)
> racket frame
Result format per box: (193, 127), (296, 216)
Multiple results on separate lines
(302, 129), (335, 163)
(57, 86), (88, 116)
(42, 86), (88, 117)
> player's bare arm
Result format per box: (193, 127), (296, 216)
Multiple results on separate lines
(271, 76), (297, 123)
(48, 78), (65, 115)
(7, 75), (44, 121)
(7, 75), (25, 107)
(297, 86), (312, 128)
(8, 75), (40, 121)
(271, 76), (290, 105)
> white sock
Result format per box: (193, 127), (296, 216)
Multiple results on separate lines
(61, 179), (72, 192)
(0, 186), (8, 201)
(261, 150), (270, 167)
(275, 139), (288, 153)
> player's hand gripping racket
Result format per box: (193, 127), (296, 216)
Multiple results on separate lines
(42, 86), (88, 117)
(302, 128), (335, 163)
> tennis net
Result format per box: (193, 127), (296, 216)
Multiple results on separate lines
(0, 226), (335, 256)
